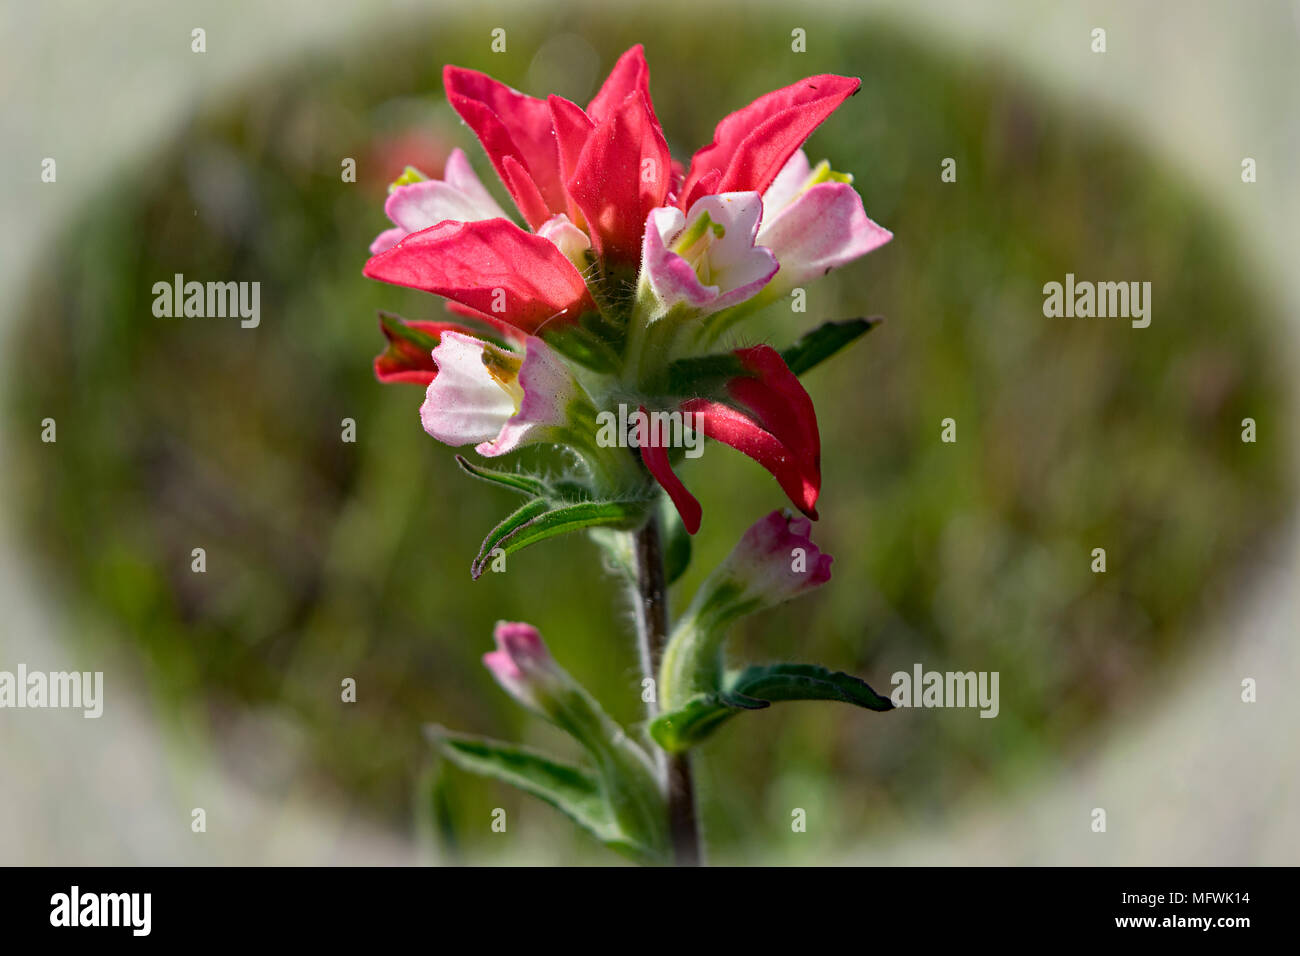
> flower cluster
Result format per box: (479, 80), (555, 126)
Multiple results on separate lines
(366, 46), (894, 864)
(365, 45), (890, 534)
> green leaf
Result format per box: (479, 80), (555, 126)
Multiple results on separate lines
(650, 664), (893, 753)
(657, 495), (692, 586)
(416, 759), (462, 864)
(730, 664), (894, 711)
(541, 310), (625, 373)
(649, 694), (744, 752)
(471, 497), (551, 578)
(779, 317), (881, 377)
(379, 309), (509, 351)
(660, 351), (746, 395)
(472, 498), (648, 579)
(378, 310), (440, 350)
(656, 317), (879, 397)
(454, 455), (550, 497)
(427, 727), (655, 861)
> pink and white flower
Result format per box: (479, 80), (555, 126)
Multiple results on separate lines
(420, 331), (579, 457)
(638, 192), (778, 318)
(755, 149), (893, 297)
(369, 148), (510, 254)
(535, 213), (592, 269)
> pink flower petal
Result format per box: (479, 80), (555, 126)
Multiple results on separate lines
(475, 335), (576, 457)
(757, 181), (892, 291)
(639, 193), (778, 316)
(760, 149), (814, 218)
(725, 510), (833, 601)
(380, 149), (508, 240)
(419, 331), (518, 446)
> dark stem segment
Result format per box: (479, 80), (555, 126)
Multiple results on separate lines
(632, 511), (702, 866)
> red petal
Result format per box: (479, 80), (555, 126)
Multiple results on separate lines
(443, 65), (566, 227)
(567, 91), (671, 265)
(638, 407), (703, 535)
(363, 218), (596, 335)
(587, 45), (657, 126)
(682, 398), (820, 518)
(728, 345), (821, 484)
(681, 74), (860, 209)
(374, 319), (468, 385)
(548, 96), (596, 227)
(444, 301), (527, 345)
(498, 154), (552, 230)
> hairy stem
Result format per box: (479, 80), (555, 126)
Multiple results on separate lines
(631, 510), (702, 866)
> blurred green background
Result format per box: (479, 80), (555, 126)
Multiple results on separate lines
(5, 8), (1291, 863)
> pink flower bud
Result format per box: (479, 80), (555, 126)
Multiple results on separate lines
(481, 621), (564, 712)
(659, 510), (833, 711)
(725, 509), (833, 603)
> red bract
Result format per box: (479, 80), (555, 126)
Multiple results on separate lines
(362, 218), (596, 334)
(367, 46), (861, 313)
(373, 318), (466, 385)
(643, 345), (822, 534)
(585, 44), (655, 124)
(444, 65), (569, 229)
(680, 74), (861, 209)
(566, 89), (671, 266)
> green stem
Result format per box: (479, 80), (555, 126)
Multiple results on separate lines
(631, 510), (702, 866)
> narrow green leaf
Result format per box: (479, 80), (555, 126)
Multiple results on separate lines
(471, 498), (647, 579)
(454, 455), (550, 497)
(729, 663), (894, 711)
(379, 309), (509, 351)
(378, 310), (441, 350)
(471, 497), (550, 578)
(780, 317), (881, 377)
(649, 695), (740, 753)
(657, 495), (692, 586)
(657, 317), (879, 397)
(651, 664), (892, 753)
(416, 760), (462, 864)
(426, 727), (654, 861)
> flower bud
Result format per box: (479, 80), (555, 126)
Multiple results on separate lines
(482, 621), (669, 857)
(482, 621), (567, 714)
(721, 509), (833, 603)
(659, 510), (832, 711)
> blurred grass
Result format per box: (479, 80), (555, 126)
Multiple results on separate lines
(5, 8), (1292, 862)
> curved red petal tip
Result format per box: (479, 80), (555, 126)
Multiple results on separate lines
(587, 44), (653, 124)
(638, 410), (703, 535)
(681, 73), (860, 209)
(682, 397), (819, 523)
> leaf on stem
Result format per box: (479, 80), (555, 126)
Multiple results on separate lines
(650, 663), (892, 753)
(471, 498), (648, 578)
(426, 726), (658, 862)
(779, 317), (880, 377)
(455, 455), (551, 497)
